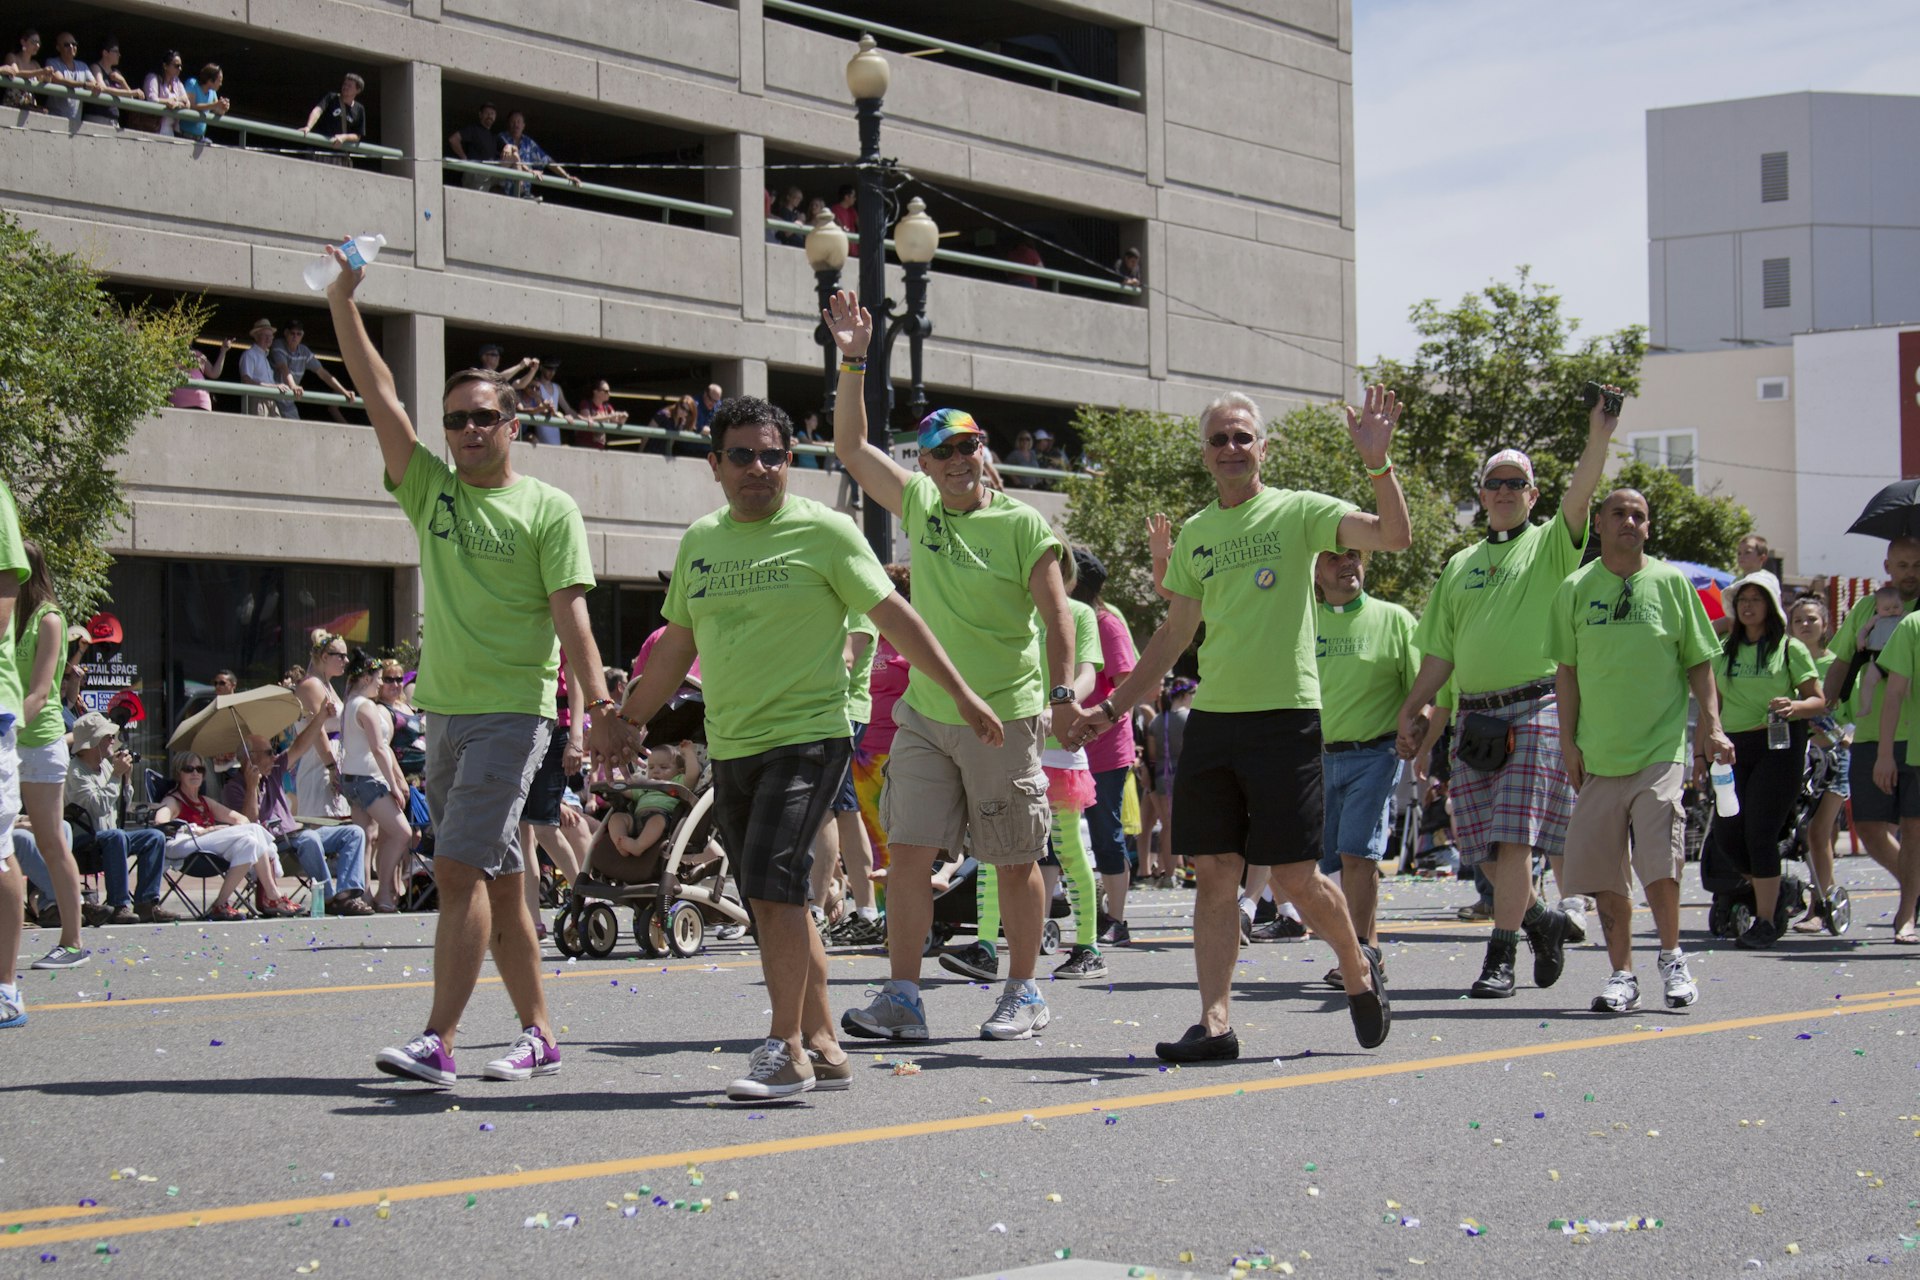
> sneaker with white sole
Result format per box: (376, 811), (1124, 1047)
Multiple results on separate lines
(0, 989), (24, 1030)
(375, 1030), (456, 1086)
(482, 1026), (562, 1081)
(1556, 897), (1590, 945)
(980, 982), (1050, 1041)
(805, 1047), (852, 1091)
(841, 982), (929, 1040)
(1658, 950), (1697, 1008)
(31, 945), (90, 970)
(1590, 970), (1640, 1014)
(727, 1039), (815, 1101)
(1051, 945), (1108, 981)
(939, 941), (999, 982)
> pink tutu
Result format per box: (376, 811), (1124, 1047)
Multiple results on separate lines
(1044, 765), (1096, 812)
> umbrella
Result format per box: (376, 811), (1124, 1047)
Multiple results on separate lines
(1846, 479), (1920, 541)
(1665, 558), (1733, 590)
(167, 686), (303, 758)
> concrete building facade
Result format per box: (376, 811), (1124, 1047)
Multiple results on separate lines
(4, 0), (1358, 748)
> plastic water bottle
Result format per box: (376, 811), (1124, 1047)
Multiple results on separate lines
(301, 234), (386, 291)
(1710, 762), (1739, 818)
(310, 876), (332, 918)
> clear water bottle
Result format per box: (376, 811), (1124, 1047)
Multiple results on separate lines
(1710, 762), (1739, 817)
(309, 876), (332, 918)
(301, 234), (386, 291)
(1765, 712), (1791, 751)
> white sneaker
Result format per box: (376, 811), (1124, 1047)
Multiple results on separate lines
(1556, 897), (1589, 945)
(980, 982), (1051, 1041)
(1590, 969), (1640, 1013)
(1658, 950), (1697, 1008)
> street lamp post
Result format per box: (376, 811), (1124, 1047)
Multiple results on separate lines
(886, 197), (939, 430)
(804, 210), (849, 423)
(845, 34), (895, 559)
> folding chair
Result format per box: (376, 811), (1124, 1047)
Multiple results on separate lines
(399, 784), (438, 912)
(145, 768), (261, 919)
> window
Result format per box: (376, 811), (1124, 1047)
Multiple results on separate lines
(1760, 151), (1789, 203)
(1762, 258), (1791, 309)
(1630, 431), (1697, 490)
(1756, 376), (1790, 402)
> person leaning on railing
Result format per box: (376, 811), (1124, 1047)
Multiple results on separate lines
(141, 50), (189, 135)
(178, 62), (229, 142)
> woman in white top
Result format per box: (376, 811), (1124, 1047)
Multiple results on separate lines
(293, 629), (350, 819)
(338, 650), (412, 911)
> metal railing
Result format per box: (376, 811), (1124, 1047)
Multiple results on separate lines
(186, 380), (1085, 478)
(766, 218), (1140, 297)
(0, 73), (403, 158)
(442, 159), (732, 221)
(764, 0), (1140, 103)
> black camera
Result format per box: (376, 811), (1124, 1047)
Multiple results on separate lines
(1582, 381), (1623, 417)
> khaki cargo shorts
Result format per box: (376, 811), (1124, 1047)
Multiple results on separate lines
(1560, 760), (1686, 900)
(881, 701), (1048, 866)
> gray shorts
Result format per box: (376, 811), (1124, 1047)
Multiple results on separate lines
(423, 712), (551, 879)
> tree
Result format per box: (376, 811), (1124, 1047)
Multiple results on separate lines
(1603, 458), (1752, 569)
(0, 212), (202, 619)
(1364, 267), (1648, 507)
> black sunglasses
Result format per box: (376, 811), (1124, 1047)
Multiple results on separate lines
(443, 408), (512, 431)
(1481, 476), (1530, 492)
(1206, 430), (1257, 449)
(1613, 575), (1634, 621)
(927, 436), (984, 461)
(720, 447), (788, 469)
(381, 675), (405, 684)
(180, 765), (205, 774)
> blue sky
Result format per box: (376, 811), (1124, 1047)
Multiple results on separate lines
(1352, 0), (1920, 362)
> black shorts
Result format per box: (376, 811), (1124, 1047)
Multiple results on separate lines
(521, 727), (570, 826)
(711, 737), (853, 906)
(1171, 708), (1324, 866)
(1849, 738), (1920, 824)
(830, 721), (866, 814)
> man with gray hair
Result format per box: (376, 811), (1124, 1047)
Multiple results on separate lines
(1060, 386), (1409, 1062)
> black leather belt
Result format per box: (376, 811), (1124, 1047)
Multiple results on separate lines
(1457, 680), (1555, 712)
(1324, 732), (1396, 754)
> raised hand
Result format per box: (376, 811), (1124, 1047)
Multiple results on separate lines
(823, 290), (873, 360)
(1344, 384), (1401, 470)
(1589, 383), (1624, 436)
(322, 243), (363, 302)
(1147, 512), (1172, 589)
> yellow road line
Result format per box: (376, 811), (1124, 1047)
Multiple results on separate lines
(6, 990), (1915, 1252)
(0, 1205), (109, 1226)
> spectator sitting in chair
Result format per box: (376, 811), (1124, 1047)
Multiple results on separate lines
(155, 750), (296, 922)
(227, 731), (375, 916)
(64, 712), (180, 923)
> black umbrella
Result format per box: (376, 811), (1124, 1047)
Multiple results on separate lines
(1846, 479), (1920, 541)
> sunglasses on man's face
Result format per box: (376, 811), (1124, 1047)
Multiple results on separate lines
(443, 408), (512, 432)
(721, 447), (788, 469)
(927, 436), (984, 461)
(1206, 430), (1257, 450)
(1481, 476), (1530, 492)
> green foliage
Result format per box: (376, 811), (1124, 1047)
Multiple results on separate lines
(1605, 459), (1752, 570)
(1363, 266), (1647, 506)
(0, 212), (203, 620)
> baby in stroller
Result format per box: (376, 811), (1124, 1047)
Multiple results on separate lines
(598, 741), (715, 883)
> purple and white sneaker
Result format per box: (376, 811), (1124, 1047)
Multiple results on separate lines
(375, 1030), (456, 1087)
(482, 1027), (561, 1082)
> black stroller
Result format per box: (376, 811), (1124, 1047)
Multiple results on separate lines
(921, 855), (1070, 958)
(1702, 742), (1850, 939)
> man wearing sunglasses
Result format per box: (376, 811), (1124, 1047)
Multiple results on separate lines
(1395, 392), (1623, 999)
(1055, 388), (1407, 1062)
(824, 290), (1076, 1044)
(323, 245), (640, 1089)
(618, 396), (1000, 1100)
(1547, 488), (1727, 1013)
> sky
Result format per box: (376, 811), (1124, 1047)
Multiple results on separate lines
(1352, 0), (1920, 363)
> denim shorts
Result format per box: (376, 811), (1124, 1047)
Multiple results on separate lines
(1319, 739), (1402, 871)
(340, 773), (392, 810)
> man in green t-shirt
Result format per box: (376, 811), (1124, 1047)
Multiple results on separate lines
(324, 246), (640, 1090)
(1312, 548), (1418, 976)
(1869, 606), (1920, 944)
(1395, 389), (1623, 999)
(826, 291), (1075, 1044)
(1548, 489), (1730, 1012)
(1060, 385), (1410, 1062)
(1824, 536), (1920, 895)
(621, 397), (998, 1099)
(0, 481), (32, 1031)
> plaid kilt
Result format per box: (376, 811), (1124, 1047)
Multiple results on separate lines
(1449, 688), (1574, 865)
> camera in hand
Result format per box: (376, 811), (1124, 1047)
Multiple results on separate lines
(1581, 381), (1623, 417)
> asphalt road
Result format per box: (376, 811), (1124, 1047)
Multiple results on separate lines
(1, 861), (1916, 1279)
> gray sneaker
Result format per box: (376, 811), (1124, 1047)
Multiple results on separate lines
(727, 1039), (815, 1101)
(805, 1047), (853, 1091)
(1051, 945), (1108, 980)
(841, 982), (929, 1041)
(939, 941), (999, 982)
(980, 982), (1051, 1041)
(30, 945), (90, 971)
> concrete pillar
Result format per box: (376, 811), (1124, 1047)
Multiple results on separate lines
(710, 356), (767, 401)
(384, 61), (444, 272)
(1119, 27), (1164, 188)
(707, 132), (766, 322)
(736, 0), (764, 96)
(385, 311), (446, 429)
(412, 0), (442, 19)
(394, 565), (423, 647)
(1146, 218), (1168, 381)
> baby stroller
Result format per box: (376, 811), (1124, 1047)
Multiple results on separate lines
(1702, 744), (1848, 938)
(551, 692), (750, 960)
(922, 855), (1069, 958)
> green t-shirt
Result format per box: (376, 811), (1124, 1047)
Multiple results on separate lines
(664, 495), (893, 759)
(1545, 557), (1719, 776)
(386, 445), (594, 718)
(0, 484), (28, 722)
(1044, 597), (1104, 751)
(1315, 594), (1418, 744)
(898, 472), (1062, 725)
(1813, 651), (1840, 724)
(1874, 611), (1920, 746)
(1162, 486), (1354, 714)
(632, 783), (686, 820)
(1712, 634), (1819, 734)
(846, 613), (880, 726)
(1414, 508), (1589, 697)
(13, 602), (65, 748)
